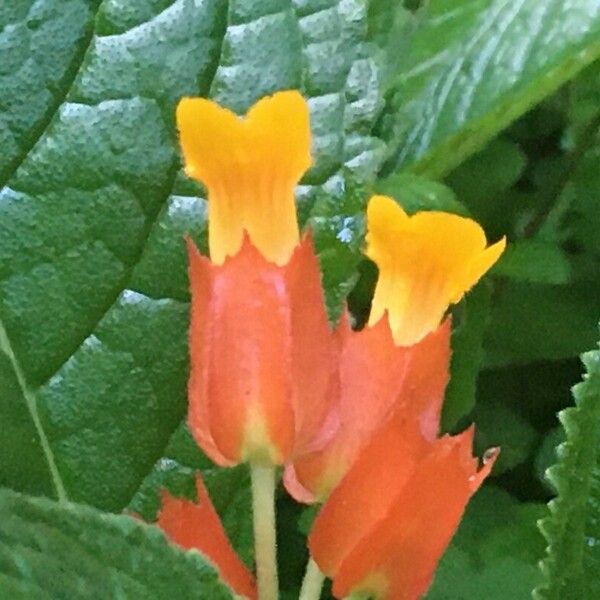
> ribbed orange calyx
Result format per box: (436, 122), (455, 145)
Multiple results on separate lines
(309, 417), (498, 600)
(366, 195), (506, 346)
(284, 318), (451, 503)
(176, 91), (311, 265)
(187, 234), (334, 467)
(157, 474), (257, 600)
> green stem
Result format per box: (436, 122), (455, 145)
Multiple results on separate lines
(299, 557), (325, 600)
(250, 463), (279, 600)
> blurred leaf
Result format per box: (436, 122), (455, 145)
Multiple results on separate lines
(492, 240), (572, 285)
(0, 0), (385, 511)
(477, 360), (583, 433)
(534, 426), (565, 495)
(0, 486), (234, 599)
(473, 400), (540, 476)
(446, 138), (526, 207)
(381, 0), (600, 178)
(376, 172), (470, 215)
(485, 282), (600, 367)
(367, 0), (415, 80)
(536, 345), (600, 599)
(443, 282), (492, 431)
(567, 61), (600, 139)
(566, 144), (600, 257)
(427, 486), (545, 599)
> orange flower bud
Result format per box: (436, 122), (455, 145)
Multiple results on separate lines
(187, 234), (335, 466)
(284, 317), (451, 502)
(309, 416), (498, 600)
(157, 474), (257, 600)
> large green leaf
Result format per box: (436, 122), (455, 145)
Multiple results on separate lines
(381, 0), (600, 178)
(0, 485), (234, 599)
(0, 0), (97, 183)
(0, 0), (385, 510)
(536, 344), (600, 599)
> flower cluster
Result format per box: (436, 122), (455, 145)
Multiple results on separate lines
(157, 91), (505, 600)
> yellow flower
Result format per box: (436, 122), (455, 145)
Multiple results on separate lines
(366, 195), (506, 346)
(176, 91), (311, 265)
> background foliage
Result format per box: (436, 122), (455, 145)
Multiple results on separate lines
(1, 0), (600, 597)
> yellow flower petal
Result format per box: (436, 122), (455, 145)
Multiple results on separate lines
(366, 195), (506, 346)
(176, 91), (311, 264)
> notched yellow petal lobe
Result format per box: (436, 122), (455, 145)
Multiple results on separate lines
(176, 91), (311, 265)
(366, 195), (506, 346)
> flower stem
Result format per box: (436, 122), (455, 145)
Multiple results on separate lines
(250, 463), (279, 600)
(299, 557), (325, 600)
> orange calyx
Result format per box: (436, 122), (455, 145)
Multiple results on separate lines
(366, 195), (506, 346)
(187, 233), (334, 467)
(309, 415), (498, 600)
(176, 91), (311, 265)
(284, 317), (451, 503)
(157, 474), (257, 600)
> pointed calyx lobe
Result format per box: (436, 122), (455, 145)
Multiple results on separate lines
(309, 416), (498, 600)
(157, 474), (257, 600)
(187, 234), (334, 467)
(284, 317), (451, 502)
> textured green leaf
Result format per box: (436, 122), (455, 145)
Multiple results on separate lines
(0, 0), (385, 511)
(0, 0), (97, 182)
(307, 177), (370, 322)
(0, 485), (234, 599)
(381, 0), (600, 178)
(536, 345), (600, 599)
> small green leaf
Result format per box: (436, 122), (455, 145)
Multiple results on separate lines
(492, 240), (572, 285)
(473, 400), (540, 476)
(536, 344), (600, 599)
(375, 173), (470, 215)
(443, 282), (492, 431)
(446, 138), (526, 207)
(0, 486), (235, 599)
(485, 282), (600, 367)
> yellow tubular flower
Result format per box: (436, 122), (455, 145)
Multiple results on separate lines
(176, 91), (311, 265)
(366, 195), (506, 347)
